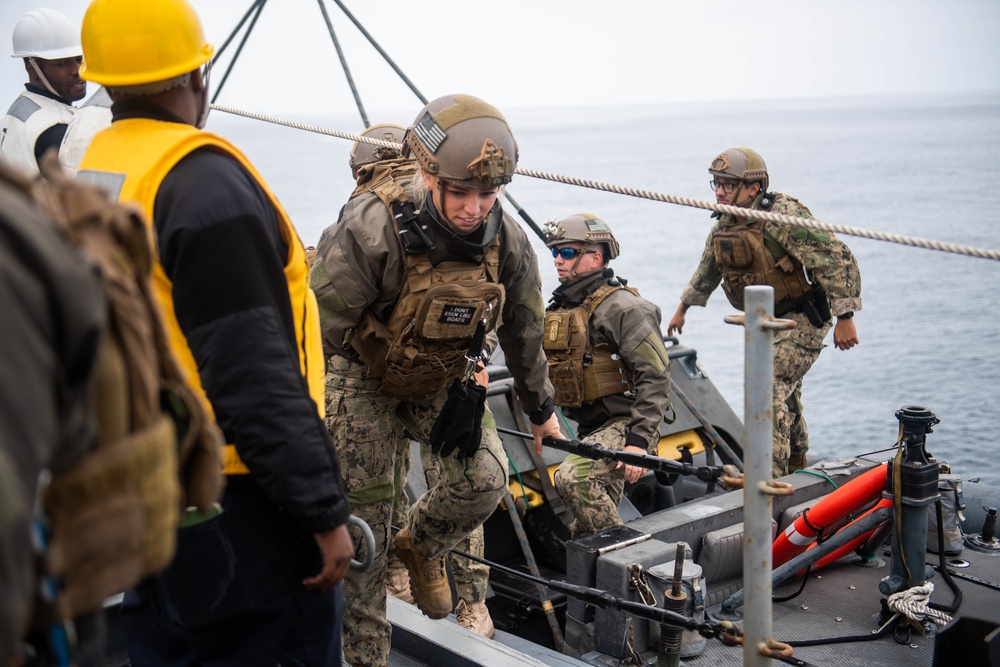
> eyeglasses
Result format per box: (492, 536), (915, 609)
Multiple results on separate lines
(710, 179), (742, 194)
(551, 247), (594, 260)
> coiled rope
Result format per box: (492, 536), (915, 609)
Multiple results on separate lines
(211, 104), (1000, 262)
(887, 583), (953, 627)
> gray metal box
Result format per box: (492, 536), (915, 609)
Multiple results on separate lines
(565, 525), (648, 624)
(594, 539), (693, 658)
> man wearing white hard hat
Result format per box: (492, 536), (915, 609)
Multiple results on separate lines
(1, 8), (87, 176)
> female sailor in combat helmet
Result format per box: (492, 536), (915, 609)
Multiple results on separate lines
(312, 93), (562, 666)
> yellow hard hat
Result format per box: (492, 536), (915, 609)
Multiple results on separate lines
(80, 0), (215, 87)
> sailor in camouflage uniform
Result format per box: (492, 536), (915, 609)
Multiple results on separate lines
(547, 214), (673, 537)
(312, 95), (562, 665)
(667, 148), (861, 477)
(344, 123), (497, 639)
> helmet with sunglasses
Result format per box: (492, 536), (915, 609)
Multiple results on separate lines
(708, 147), (769, 192)
(80, 0), (214, 90)
(543, 213), (620, 261)
(349, 123), (406, 177)
(402, 94), (517, 190)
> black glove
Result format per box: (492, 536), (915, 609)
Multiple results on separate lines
(429, 379), (487, 459)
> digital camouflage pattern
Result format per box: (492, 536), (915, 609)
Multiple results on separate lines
(554, 417), (631, 537)
(773, 311), (830, 476)
(679, 192), (862, 316)
(679, 191), (861, 475)
(311, 172), (553, 416)
(549, 268), (672, 538)
(325, 356), (505, 666)
(422, 455), (490, 604)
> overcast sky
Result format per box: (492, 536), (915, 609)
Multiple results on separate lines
(2, 0), (998, 119)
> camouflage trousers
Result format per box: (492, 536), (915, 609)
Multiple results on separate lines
(387, 436), (490, 602)
(325, 356), (506, 666)
(553, 417), (630, 538)
(772, 312), (831, 477)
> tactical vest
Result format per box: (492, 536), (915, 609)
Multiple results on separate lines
(712, 218), (814, 314)
(347, 171), (505, 403)
(543, 282), (638, 408)
(351, 156), (419, 200)
(3, 155), (223, 622)
(78, 119), (325, 476)
(0, 90), (76, 176)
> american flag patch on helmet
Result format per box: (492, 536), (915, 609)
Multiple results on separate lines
(413, 112), (446, 153)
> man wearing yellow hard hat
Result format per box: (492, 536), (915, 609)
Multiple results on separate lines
(76, 0), (354, 664)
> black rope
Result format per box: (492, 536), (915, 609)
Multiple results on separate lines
(785, 611), (902, 648)
(316, 0), (368, 127)
(213, 0), (265, 62)
(327, 0), (548, 242)
(500, 190), (546, 241)
(212, 0), (268, 104)
(928, 499), (962, 613)
(851, 438), (907, 461)
(387, 524), (731, 640)
(772, 526), (825, 603)
(330, 0), (428, 104)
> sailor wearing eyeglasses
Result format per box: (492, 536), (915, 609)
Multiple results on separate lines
(544, 213), (672, 538)
(667, 147), (862, 477)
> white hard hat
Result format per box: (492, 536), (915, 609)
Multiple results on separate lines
(12, 8), (82, 60)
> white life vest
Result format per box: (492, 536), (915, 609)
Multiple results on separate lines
(59, 87), (112, 177)
(0, 90), (76, 176)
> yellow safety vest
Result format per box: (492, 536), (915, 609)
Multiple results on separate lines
(79, 119), (325, 475)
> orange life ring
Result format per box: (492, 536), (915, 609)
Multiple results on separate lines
(772, 462), (888, 568)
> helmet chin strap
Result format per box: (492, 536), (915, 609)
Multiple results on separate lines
(559, 256), (599, 284)
(729, 182), (759, 220)
(435, 179), (485, 236)
(27, 58), (62, 99)
(195, 61), (213, 129)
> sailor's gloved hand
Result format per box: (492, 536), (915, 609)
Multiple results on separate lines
(430, 379), (487, 459)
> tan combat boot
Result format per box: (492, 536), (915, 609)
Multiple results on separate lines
(386, 559), (414, 605)
(455, 599), (495, 639)
(393, 527), (453, 619)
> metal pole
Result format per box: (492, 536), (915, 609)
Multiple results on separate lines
(725, 286), (794, 667)
(502, 490), (566, 651)
(743, 285), (775, 667)
(670, 377), (743, 471)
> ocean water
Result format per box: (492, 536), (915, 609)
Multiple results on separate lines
(208, 92), (1000, 488)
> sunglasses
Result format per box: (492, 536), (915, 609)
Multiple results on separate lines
(551, 247), (594, 260)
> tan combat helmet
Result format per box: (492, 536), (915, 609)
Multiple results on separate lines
(403, 94), (517, 190)
(349, 123), (406, 178)
(543, 213), (620, 261)
(709, 147), (769, 192)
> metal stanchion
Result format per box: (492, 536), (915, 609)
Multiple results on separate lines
(725, 286), (796, 667)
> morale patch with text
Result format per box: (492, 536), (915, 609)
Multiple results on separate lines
(438, 304), (476, 326)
